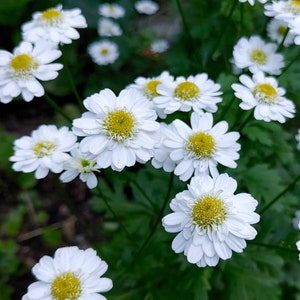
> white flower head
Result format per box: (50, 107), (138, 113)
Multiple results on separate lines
(98, 18), (122, 37)
(135, 0), (159, 15)
(99, 3), (125, 19)
(0, 41), (62, 103)
(21, 4), (87, 45)
(232, 35), (285, 75)
(22, 246), (113, 300)
(152, 74), (222, 117)
(161, 112), (241, 181)
(288, 17), (300, 45)
(9, 124), (77, 179)
(72, 88), (161, 172)
(267, 18), (295, 46)
(232, 71), (295, 123)
(162, 173), (260, 267)
(87, 40), (119, 66)
(59, 144), (100, 189)
(150, 38), (169, 53)
(239, 0), (268, 5)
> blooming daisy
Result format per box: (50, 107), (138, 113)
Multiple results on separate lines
(158, 112), (240, 181)
(0, 41), (62, 103)
(162, 173), (260, 267)
(232, 71), (295, 123)
(9, 124), (77, 179)
(72, 88), (161, 172)
(59, 144), (100, 189)
(152, 74), (222, 117)
(98, 18), (122, 37)
(21, 4), (87, 45)
(239, 0), (268, 5)
(288, 17), (300, 45)
(87, 40), (119, 66)
(22, 246), (113, 300)
(266, 18), (295, 46)
(150, 38), (169, 53)
(135, 0), (159, 15)
(99, 3), (125, 19)
(231, 35), (285, 75)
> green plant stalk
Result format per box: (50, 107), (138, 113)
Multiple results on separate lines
(249, 241), (298, 254)
(277, 27), (290, 52)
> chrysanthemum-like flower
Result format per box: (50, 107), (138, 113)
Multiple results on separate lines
(22, 246), (113, 300)
(267, 18), (295, 46)
(157, 112), (240, 181)
(152, 74), (222, 117)
(21, 4), (87, 45)
(0, 41), (62, 103)
(87, 40), (119, 66)
(72, 88), (161, 171)
(99, 3), (125, 19)
(135, 0), (159, 15)
(98, 18), (122, 37)
(150, 38), (169, 53)
(288, 17), (300, 45)
(162, 173), (260, 267)
(59, 144), (100, 189)
(239, 0), (268, 5)
(232, 71), (295, 123)
(9, 124), (77, 179)
(231, 35), (285, 75)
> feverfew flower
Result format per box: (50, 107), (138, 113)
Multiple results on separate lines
(288, 17), (300, 45)
(267, 18), (295, 46)
(232, 35), (285, 75)
(99, 3), (125, 19)
(232, 71), (295, 123)
(159, 112), (240, 181)
(0, 41), (62, 103)
(21, 4), (87, 45)
(59, 144), (100, 189)
(135, 0), (159, 15)
(22, 246), (113, 300)
(87, 40), (119, 65)
(162, 174), (260, 267)
(239, 0), (268, 5)
(153, 74), (222, 117)
(9, 125), (77, 179)
(98, 18), (122, 37)
(150, 38), (169, 53)
(72, 88), (161, 172)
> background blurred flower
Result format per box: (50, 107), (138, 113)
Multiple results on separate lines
(87, 40), (119, 65)
(99, 3), (125, 19)
(135, 0), (159, 15)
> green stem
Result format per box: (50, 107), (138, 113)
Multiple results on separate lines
(249, 241), (298, 254)
(277, 27), (290, 52)
(216, 96), (236, 122)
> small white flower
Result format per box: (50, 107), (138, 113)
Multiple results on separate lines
(267, 18), (295, 46)
(232, 71), (295, 123)
(9, 124), (77, 179)
(98, 18), (122, 37)
(150, 38), (169, 53)
(153, 74), (222, 117)
(239, 0), (268, 5)
(232, 35), (285, 75)
(159, 112), (240, 181)
(0, 41), (62, 103)
(72, 88), (161, 172)
(59, 144), (100, 189)
(21, 4), (87, 45)
(288, 17), (300, 45)
(87, 40), (119, 65)
(99, 3), (125, 19)
(162, 173), (260, 267)
(22, 246), (113, 300)
(135, 0), (159, 15)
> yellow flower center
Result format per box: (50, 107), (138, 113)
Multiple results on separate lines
(103, 109), (136, 142)
(192, 195), (226, 229)
(277, 25), (288, 36)
(101, 48), (109, 55)
(253, 83), (278, 104)
(144, 80), (161, 99)
(250, 49), (267, 64)
(51, 272), (81, 300)
(10, 54), (38, 78)
(287, 0), (300, 14)
(80, 158), (96, 172)
(174, 81), (200, 101)
(40, 8), (62, 25)
(187, 132), (215, 159)
(33, 141), (56, 158)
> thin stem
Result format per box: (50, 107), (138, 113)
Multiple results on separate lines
(277, 27), (290, 52)
(43, 93), (72, 123)
(249, 241), (298, 254)
(216, 96), (236, 122)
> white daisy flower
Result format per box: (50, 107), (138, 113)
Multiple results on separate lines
(98, 18), (122, 37)
(232, 71), (295, 123)
(21, 246), (113, 300)
(161, 112), (240, 181)
(153, 74), (222, 117)
(150, 38), (169, 53)
(231, 35), (285, 75)
(21, 4), (87, 45)
(9, 124), (77, 179)
(162, 173), (260, 267)
(99, 3), (125, 19)
(59, 144), (100, 189)
(266, 18), (295, 46)
(135, 0), (159, 15)
(87, 40), (119, 66)
(0, 41), (62, 103)
(72, 88), (161, 172)
(288, 17), (300, 45)
(239, 0), (268, 5)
